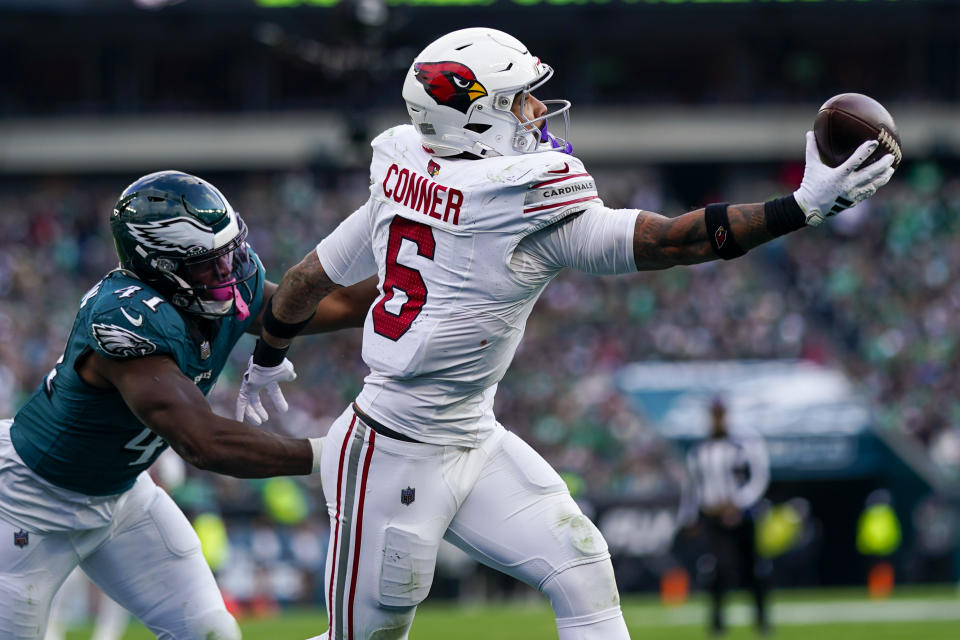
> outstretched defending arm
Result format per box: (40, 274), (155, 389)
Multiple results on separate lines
(82, 351), (322, 477)
(632, 133), (896, 270)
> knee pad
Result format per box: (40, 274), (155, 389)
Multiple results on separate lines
(541, 554), (621, 621)
(537, 511), (616, 618)
(188, 608), (240, 640)
(543, 553), (629, 640)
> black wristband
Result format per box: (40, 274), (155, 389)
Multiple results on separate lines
(705, 203), (746, 260)
(262, 297), (312, 340)
(764, 195), (806, 238)
(253, 338), (289, 368)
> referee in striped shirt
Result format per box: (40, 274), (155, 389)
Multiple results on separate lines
(687, 397), (771, 636)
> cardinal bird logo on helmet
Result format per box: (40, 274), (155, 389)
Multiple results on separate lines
(414, 61), (488, 114)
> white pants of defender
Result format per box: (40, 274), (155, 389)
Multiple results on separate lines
(45, 567), (129, 640)
(0, 420), (238, 640)
(317, 408), (630, 640)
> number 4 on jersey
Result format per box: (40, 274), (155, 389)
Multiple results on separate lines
(124, 427), (166, 466)
(372, 216), (435, 341)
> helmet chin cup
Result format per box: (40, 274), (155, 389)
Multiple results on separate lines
(197, 298), (234, 316)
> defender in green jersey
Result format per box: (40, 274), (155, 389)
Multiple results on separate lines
(0, 171), (376, 640)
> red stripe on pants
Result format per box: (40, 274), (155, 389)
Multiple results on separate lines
(327, 414), (357, 637)
(347, 429), (376, 640)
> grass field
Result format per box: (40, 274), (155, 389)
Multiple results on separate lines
(65, 585), (960, 639)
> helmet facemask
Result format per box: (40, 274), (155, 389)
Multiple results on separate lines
(155, 223), (257, 320)
(497, 65), (572, 155)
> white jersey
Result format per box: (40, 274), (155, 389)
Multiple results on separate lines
(317, 124), (636, 446)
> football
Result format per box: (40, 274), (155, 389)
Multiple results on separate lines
(814, 93), (902, 169)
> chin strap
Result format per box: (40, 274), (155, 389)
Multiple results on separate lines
(233, 286), (250, 320)
(540, 121), (573, 155)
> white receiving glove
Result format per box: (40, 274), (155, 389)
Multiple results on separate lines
(235, 357), (297, 425)
(793, 131), (897, 227)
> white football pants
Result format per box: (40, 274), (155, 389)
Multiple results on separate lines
(316, 407), (630, 640)
(44, 567), (129, 640)
(0, 420), (238, 640)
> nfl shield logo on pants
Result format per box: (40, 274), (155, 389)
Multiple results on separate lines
(13, 529), (28, 548)
(400, 486), (415, 506)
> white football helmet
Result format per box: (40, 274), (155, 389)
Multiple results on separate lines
(401, 28), (572, 158)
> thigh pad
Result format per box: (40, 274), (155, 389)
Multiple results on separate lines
(378, 524), (439, 608)
(147, 489), (201, 558)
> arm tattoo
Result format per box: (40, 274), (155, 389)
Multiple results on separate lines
(267, 252), (341, 342)
(633, 203), (773, 271)
(726, 203), (771, 247)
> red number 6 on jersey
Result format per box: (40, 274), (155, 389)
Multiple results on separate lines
(372, 216), (436, 341)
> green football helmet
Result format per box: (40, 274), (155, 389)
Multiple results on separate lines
(111, 170), (256, 319)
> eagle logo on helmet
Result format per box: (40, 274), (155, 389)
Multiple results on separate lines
(414, 61), (488, 114)
(126, 217), (215, 256)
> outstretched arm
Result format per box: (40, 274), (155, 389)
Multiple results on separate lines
(83, 351), (319, 477)
(633, 133), (896, 271)
(632, 203), (770, 270)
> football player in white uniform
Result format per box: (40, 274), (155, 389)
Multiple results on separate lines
(236, 28), (896, 640)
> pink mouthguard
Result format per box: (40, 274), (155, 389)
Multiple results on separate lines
(211, 278), (250, 320)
